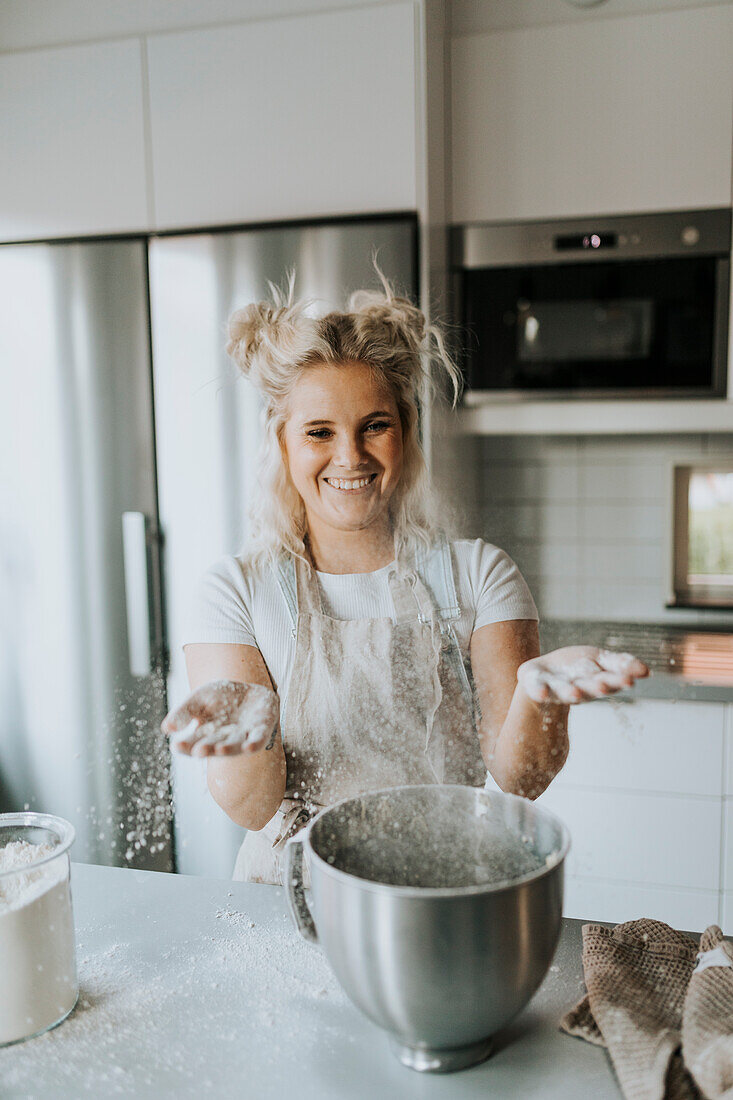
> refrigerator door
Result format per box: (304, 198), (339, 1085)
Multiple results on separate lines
(0, 239), (172, 870)
(149, 216), (417, 878)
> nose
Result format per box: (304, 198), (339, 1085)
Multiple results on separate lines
(332, 431), (367, 471)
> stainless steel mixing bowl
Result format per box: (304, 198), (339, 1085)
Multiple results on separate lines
(284, 784), (570, 1073)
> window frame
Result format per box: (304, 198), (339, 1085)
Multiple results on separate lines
(670, 461), (733, 609)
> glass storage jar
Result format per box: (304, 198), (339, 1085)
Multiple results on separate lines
(0, 813), (78, 1045)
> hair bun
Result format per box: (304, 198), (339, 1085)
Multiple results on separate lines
(346, 290), (426, 351)
(226, 303), (276, 376)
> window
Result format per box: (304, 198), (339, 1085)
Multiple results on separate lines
(671, 465), (733, 608)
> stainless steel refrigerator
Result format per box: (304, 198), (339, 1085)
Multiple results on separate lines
(0, 238), (171, 870)
(1, 216), (417, 879)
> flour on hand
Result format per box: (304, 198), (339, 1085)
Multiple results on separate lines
(518, 647), (648, 704)
(162, 680), (279, 757)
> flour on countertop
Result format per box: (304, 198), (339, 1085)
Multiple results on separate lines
(0, 902), (347, 1095)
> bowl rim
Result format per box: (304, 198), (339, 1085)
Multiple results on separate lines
(305, 783), (571, 898)
(0, 813), (76, 879)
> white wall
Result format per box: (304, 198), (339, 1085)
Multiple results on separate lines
(465, 433), (733, 625)
(466, 430), (733, 929)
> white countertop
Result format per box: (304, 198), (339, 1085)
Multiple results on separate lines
(0, 862), (625, 1098)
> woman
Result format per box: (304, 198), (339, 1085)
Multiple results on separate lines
(162, 271), (648, 884)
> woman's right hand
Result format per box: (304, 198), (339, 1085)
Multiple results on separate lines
(161, 679), (280, 757)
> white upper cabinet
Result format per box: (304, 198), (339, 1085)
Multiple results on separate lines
(146, 4), (417, 229)
(0, 41), (149, 241)
(452, 5), (733, 223)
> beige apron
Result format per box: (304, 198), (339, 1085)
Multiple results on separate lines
(233, 540), (485, 884)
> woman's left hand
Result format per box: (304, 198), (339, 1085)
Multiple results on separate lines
(517, 646), (649, 705)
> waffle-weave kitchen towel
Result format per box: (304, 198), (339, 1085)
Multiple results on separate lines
(561, 919), (700, 1100)
(681, 925), (733, 1098)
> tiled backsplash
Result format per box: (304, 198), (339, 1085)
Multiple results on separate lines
(462, 432), (733, 624)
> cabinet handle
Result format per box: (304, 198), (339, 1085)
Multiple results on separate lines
(122, 511), (152, 677)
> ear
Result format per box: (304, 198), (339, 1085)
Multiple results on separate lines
(398, 399), (414, 442)
(276, 425), (301, 502)
(276, 419), (289, 462)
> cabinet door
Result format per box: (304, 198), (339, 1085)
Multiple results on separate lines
(0, 41), (149, 241)
(558, 700), (727, 798)
(539, 784), (722, 891)
(147, 4), (416, 229)
(727, 704), (733, 796)
(452, 5), (733, 222)
(537, 699), (728, 927)
(563, 878), (721, 932)
(724, 892), (733, 935)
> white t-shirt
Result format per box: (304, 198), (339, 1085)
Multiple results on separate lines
(183, 539), (538, 703)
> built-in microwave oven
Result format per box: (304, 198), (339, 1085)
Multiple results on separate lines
(452, 208), (731, 399)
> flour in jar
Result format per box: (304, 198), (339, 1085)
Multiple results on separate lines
(0, 841), (78, 1045)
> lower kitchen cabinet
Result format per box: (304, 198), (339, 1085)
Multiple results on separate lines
(560, 698), (726, 797)
(538, 785), (721, 892)
(723, 893), (733, 935)
(724, 798), (733, 893)
(563, 878), (721, 934)
(534, 698), (733, 931)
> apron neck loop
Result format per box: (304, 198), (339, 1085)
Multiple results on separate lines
(293, 553), (324, 615)
(292, 530), (437, 627)
(388, 567), (437, 626)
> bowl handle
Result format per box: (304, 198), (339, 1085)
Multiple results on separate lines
(284, 836), (319, 944)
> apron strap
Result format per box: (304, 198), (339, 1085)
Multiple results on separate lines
(388, 569), (433, 625)
(272, 555), (298, 634)
(272, 552), (328, 620)
(391, 534), (436, 624)
(413, 535), (461, 622)
(274, 538), (462, 632)
(414, 537), (477, 719)
(271, 553), (323, 728)
(292, 555), (324, 616)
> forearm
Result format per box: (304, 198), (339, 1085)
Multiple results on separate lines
(482, 685), (569, 800)
(206, 734), (286, 830)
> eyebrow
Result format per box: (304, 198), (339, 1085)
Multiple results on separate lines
(302, 410), (395, 427)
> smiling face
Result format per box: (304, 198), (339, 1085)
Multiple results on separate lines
(281, 360), (404, 545)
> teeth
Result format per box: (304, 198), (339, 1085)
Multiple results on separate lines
(325, 475), (374, 491)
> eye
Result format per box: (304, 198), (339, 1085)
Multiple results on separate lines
(307, 428), (332, 440)
(365, 420), (391, 433)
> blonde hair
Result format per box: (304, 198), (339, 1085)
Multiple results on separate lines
(226, 265), (461, 565)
